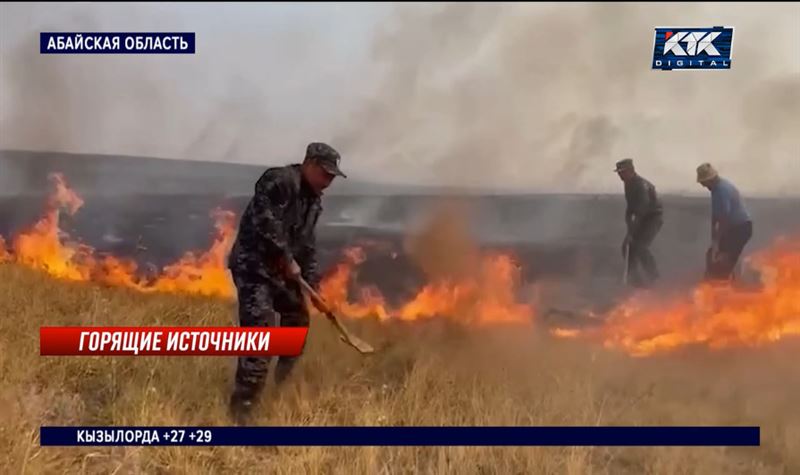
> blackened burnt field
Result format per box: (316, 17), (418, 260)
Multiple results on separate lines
(2, 190), (800, 312)
(3, 149), (800, 309)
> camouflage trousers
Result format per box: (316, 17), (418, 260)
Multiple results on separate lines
(230, 271), (309, 398)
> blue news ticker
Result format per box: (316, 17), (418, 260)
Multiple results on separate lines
(40, 426), (761, 447)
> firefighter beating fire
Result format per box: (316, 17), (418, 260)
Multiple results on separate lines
(614, 158), (753, 288)
(223, 143), (756, 424)
(226, 142), (347, 424)
(224, 141), (373, 424)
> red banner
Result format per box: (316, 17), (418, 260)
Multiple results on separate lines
(40, 327), (308, 356)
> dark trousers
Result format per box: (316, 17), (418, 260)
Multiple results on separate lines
(706, 221), (753, 280)
(230, 271), (309, 398)
(625, 214), (662, 286)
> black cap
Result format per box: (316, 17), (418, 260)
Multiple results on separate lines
(613, 158), (634, 172)
(305, 142), (346, 178)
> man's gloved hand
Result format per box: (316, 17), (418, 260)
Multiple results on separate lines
(285, 259), (302, 281)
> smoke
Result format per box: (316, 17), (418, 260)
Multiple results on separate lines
(1, 3), (798, 195)
(403, 200), (481, 281)
(0, 3), (375, 165)
(333, 3), (800, 195)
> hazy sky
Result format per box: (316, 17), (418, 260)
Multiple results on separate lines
(1, 2), (798, 194)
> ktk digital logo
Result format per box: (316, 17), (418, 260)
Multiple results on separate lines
(652, 26), (734, 71)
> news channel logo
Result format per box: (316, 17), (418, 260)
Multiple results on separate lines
(652, 26), (734, 71)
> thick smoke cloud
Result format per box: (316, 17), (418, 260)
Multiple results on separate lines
(334, 3), (800, 194)
(1, 3), (798, 195)
(0, 3), (375, 164)
(404, 200), (481, 281)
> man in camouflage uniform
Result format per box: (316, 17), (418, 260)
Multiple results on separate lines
(227, 142), (346, 423)
(614, 158), (663, 288)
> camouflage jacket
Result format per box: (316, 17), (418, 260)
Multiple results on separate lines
(228, 164), (322, 289)
(624, 174), (663, 230)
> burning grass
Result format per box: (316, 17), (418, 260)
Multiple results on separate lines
(5, 172), (800, 360)
(3, 172), (800, 360)
(1, 265), (799, 473)
(551, 237), (800, 357)
(0, 174), (537, 327)
(1, 172), (799, 471)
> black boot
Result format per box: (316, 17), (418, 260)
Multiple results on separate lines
(229, 386), (257, 426)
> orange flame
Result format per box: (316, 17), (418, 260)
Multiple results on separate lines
(5, 172), (799, 355)
(11, 173), (91, 281)
(149, 208), (237, 298)
(6, 171), (800, 357)
(0, 235), (10, 263)
(558, 236), (800, 356)
(315, 198), (536, 325)
(551, 327), (580, 339)
(4, 173), (236, 297)
(397, 254), (533, 324)
(2, 174), (534, 327)
(318, 248), (391, 320)
(319, 252), (534, 324)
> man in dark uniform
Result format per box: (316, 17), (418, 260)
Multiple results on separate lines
(614, 158), (663, 288)
(226, 142), (346, 423)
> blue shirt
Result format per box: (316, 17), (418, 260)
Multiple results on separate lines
(710, 177), (751, 228)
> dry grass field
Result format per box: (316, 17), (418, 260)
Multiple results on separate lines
(2, 263), (799, 474)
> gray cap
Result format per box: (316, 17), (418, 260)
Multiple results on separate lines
(305, 142), (346, 178)
(613, 158), (634, 172)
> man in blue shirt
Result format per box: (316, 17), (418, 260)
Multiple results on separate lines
(696, 163), (753, 281)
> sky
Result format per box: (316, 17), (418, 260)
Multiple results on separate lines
(0, 2), (798, 195)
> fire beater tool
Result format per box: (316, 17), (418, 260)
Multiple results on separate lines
(622, 242), (630, 285)
(297, 276), (375, 355)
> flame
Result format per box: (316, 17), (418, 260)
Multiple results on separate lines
(551, 327), (580, 339)
(0, 235), (10, 263)
(3, 173), (236, 298)
(318, 248), (391, 320)
(397, 254), (533, 324)
(397, 201), (534, 324)
(2, 174), (534, 327)
(317, 201), (536, 325)
(149, 208), (237, 298)
(4, 172), (798, 354)
(559, 236), (800, 356)
(11, 173), (91, 281)
(319, 250), (534, 324)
